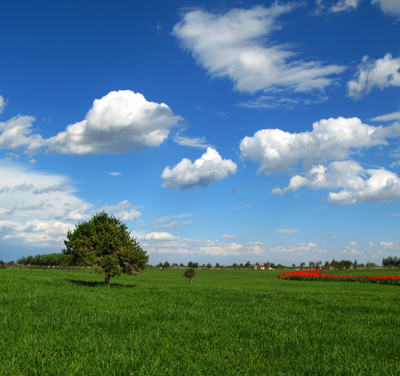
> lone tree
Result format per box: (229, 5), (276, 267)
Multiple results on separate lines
(184, 268), (196, 282)
(62, 212), (148, 287)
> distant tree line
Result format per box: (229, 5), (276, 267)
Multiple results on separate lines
(382, 256), (400, 268)
(3, 254), (397, 270)
(149, 259), (381, 270)
(16, 253), (73, 266)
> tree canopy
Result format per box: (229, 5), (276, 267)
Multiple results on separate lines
(183, 268), (196, 282)
(62, 212), (148, 286)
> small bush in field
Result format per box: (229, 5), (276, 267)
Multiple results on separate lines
(184, 268), (196, 282)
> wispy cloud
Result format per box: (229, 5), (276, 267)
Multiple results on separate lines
(274, 228), (300, 233)
(173, 5), (345, 95)
(371, 111), (400, 122)
(173, 135), (212, 148)
(152, 217), (193, 229)
(234, 204), (249, 209)
(0, 95), (6, 114)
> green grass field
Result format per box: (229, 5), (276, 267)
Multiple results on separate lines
(1, 268), (400, 375)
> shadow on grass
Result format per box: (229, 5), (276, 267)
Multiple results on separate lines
(67, 279), (137, 288)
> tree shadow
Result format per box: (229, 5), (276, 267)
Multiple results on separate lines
(67, 279), (137, 288)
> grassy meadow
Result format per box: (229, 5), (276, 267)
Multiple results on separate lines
(1, 267), (400, 375)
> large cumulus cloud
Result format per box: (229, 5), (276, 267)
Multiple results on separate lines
(240, 116), (400, 174)
(47, 90), (183, 154)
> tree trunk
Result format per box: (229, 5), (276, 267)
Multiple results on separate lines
(105, 273), (111, 287)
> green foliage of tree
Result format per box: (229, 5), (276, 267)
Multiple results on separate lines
(382, 256), (399, 268)
(183, 268), (196, 282)
(62, 212), (148, 287)
(163, 261), (170, 269)
(330, 259), (352, 270)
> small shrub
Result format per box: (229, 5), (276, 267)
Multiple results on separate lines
(184, 268), (196, 282)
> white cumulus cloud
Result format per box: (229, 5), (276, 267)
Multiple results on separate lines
(0, 115), (44, 153)
(0, 162), (90, 249)
(240, 117), (400, 174)
(379, 241), (400, 249)
(46, 90), (183, 154)
(142, 232), (180, 241)
(372, 0), (400, 18)
(347, 53), (400, 99)
(172, 5), (345, 94)
(0, 161), (87, 221)
(161, 147), (237, 189)
(272, 160), (400, 205)
(1, 219), (74, 247)
(0, 162), (143, 255)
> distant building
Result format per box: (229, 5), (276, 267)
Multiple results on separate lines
(260, 264), (265, 270)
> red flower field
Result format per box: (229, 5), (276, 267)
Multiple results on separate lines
(278, 270), (400, 285)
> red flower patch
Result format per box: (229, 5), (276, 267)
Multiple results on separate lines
(278, 270), (400, 285)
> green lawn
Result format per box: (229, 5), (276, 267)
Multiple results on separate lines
(1, 268), (400, 375)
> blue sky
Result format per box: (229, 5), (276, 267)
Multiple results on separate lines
(1, 0), (400, 265)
